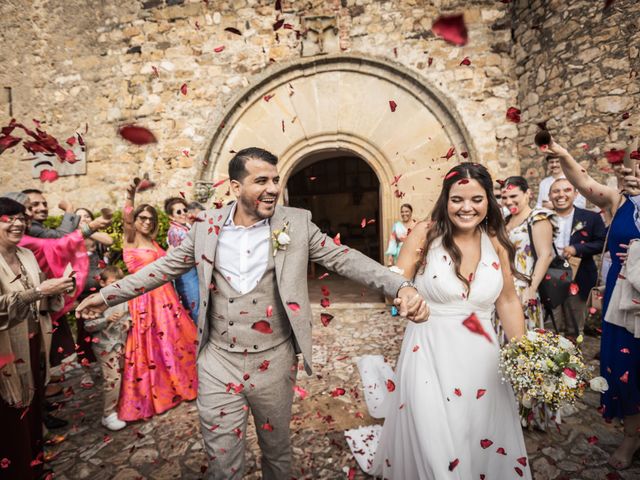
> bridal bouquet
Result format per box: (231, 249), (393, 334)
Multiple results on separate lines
(499, 329), (608, 425)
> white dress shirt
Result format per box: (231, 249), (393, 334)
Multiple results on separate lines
(536, 175), (587, 209)
(554, 208), (575, 251)
(215, 204), (271, 295)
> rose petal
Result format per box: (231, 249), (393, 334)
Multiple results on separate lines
(432, 14), (468, 46)
(569, 283), (579, 296)
(605, 149), (625, 164)
(460, 56), (471, 66)
(442, 147), (455, 159)
(119, 125), (157, 145)
(330, 387), (346, 397)
(476, 388), (487, 399)
(389, 100), (397, 112)
(293, 385), (308, 399)
(286, 302), (301, 312)
(448, 458), (460, 471)
(251, 320), (273, 334)
(180, 83), (188, 95)
(386, 379), (396, 392)
(506, 107), (521, 123)
(224, 27), (242, 35)
(480, 438), (493, 449)
(462, 313), (493, 344)
(320, 297), (331, 308)
(320, 313), (334, 327)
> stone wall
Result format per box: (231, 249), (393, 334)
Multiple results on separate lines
(0, 0), (519, 212)
(513, 0), (640, 193)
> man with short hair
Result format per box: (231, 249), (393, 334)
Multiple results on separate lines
(77, 147), (428, 480)
(549, 178), (606, 336)
(536, 155), (587, 209)
(21, 189), (80, 238)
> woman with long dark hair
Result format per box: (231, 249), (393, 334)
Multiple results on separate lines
(117, 182), (198, 421)
(347, 163), (531, 479)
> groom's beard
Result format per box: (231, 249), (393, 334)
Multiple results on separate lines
(239, 195), (276, 220)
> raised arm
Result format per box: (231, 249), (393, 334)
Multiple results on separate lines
(493, 239), (526, 340)
(546, 141), (620, 212)
(123, 182), (137, 244)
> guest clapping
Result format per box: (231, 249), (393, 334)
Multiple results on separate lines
(548, 179), (606, 336)
(503, 176), (557, 330)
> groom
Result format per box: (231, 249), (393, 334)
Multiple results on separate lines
(77, 147), (427, 479)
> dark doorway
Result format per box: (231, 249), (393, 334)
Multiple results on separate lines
(286, 155), (384, 303)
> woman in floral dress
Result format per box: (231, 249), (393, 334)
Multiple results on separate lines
(502, 176), (557, 330)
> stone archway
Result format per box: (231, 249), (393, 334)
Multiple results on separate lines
(198, 54), (476, 253)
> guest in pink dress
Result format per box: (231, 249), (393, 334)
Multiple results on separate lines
(118, 181), (197, 421)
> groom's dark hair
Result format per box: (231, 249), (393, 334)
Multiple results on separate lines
(229, 147), (278, 182)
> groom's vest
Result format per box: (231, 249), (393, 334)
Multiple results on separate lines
(207, 251), (292, 353)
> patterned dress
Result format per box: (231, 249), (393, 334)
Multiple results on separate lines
(118, 243), (198, 421)
(507, 208), (558, 330)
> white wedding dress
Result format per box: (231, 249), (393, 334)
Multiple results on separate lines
(346, 233), (532, 479)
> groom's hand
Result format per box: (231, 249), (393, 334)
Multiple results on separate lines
(394, 287), (429, 323)
(76, 293), (109, 320)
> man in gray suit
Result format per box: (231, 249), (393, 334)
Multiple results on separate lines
(77, 147), (428, 479)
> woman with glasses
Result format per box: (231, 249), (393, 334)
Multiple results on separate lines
(164, 197), (199, 323)
(117, 182), (198, 422)
(0, 198), (75, 479)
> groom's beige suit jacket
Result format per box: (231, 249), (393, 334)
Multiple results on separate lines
(101, 203), (405, 374)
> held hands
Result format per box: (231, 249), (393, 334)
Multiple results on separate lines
(562, 245), (577, 258)
(394, 287), (430, 323)
(76, 293), (109, 320)
(38, 277), (76, 296)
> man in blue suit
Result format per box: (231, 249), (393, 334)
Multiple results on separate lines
(549, 178), (606, 336)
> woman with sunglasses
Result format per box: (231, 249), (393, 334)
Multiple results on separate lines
(0, 197), (74, 479)
(164, 197), (199, 323)
(116, 182), (198, 422)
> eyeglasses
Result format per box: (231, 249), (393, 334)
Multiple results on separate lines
(0, 215), (27, 225)
(173, 208), (187, 215)
(136, 215), (154, 224)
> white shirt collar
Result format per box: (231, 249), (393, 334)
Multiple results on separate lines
(223, 202), (270, 228)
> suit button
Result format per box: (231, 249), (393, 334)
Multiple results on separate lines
(253, 345), (258, 350)
(230, 344), (235, 348)
(229, 298), (234, 303)
(229, 321), (234, 326)
(252, 299), (257, 304)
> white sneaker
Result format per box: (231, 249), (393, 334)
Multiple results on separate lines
(101, 413), (126, 431)
(80, 372), (94, 389)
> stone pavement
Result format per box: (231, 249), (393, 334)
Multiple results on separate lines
(45, 306), (639, 479)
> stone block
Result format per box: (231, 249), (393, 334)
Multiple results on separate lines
(595, 96), (633, 113)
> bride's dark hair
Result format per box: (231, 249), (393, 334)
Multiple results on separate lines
(420, 162), (525, 292)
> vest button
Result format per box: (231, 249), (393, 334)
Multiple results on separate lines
(230, 344), (235, 348)
(229, 321), (234, 326)
(229, 298), (234, 303)
(253, 345), (258, 350)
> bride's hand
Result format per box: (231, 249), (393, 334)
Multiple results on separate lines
(394, 288), (430, 323)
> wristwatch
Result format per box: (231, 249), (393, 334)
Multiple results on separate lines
(396, 280), (417, 297)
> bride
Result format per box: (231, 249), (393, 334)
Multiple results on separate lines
(347, 163), (532, 479)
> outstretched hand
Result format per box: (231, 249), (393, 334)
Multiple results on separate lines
(394, 287), (430, 323)
(76, 293), (109, 320)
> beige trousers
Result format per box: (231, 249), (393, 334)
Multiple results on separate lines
(94, 345), (124, 417)
(197, 339), (298, 480)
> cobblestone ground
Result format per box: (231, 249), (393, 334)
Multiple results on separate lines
(46, 306), (639, 479)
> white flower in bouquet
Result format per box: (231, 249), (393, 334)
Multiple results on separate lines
(542, 379), (556, 394)
(562, 372), (578, 389)
(526, 331), (539, 342)
(521, 393), (533, 408)
(558, 336), (576, 352)
(277, 231), (291, 245)
(589, 376), (609, 393)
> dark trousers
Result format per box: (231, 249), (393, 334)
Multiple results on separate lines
(0, 334), (45, 480)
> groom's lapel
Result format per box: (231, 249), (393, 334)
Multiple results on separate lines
(270, 206), (288, 281)
(201, 202), (234, 282)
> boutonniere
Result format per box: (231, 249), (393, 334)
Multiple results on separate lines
(571, 221), (586, 236)
(272, 222), (291, 256)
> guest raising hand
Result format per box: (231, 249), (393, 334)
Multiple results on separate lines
(546, 139), (640, 469)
